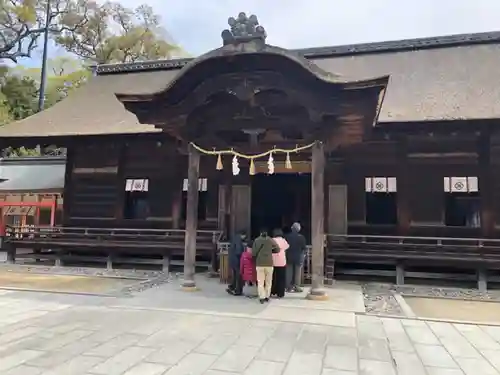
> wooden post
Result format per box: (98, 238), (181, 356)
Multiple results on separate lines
(50, 195), (57, 226)
(479, 131), (493, 237)
(182, 144), (200, 290)
(397, 136), (410, 235)
(307, 141), (328, 300)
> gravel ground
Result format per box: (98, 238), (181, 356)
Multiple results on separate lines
(0, 263), (174, 296)
(361, 282), (404, 316)
(361, 281), (500, 317)
(396, 284), (500, 301)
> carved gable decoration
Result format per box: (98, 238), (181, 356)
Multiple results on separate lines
(221, 12), (267, 46)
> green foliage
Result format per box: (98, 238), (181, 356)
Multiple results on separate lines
(55, 1), (179, 64)
(0, 0), (91, 62)
(0, 67), (38, 120)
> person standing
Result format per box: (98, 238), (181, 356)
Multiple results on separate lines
(226, 230), (246, 296)
(271, 228), (289, 298)
(285, 222), (307, 292)
(240, 245), (257, 298)
(253, 228), (279, 304)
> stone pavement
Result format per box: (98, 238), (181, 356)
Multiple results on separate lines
(1, 282), (500, 374)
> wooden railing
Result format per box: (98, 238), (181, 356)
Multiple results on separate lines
(326, 234), (500, 266)
(5, 225), (222, 251)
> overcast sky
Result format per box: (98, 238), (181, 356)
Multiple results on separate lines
(18, 0), (500, 65)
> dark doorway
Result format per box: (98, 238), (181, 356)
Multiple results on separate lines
(365, 192), (398, 225)
(251, 173), (311, 241)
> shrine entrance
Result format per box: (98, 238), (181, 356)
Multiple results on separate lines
(251, 173), (311, 240)
(115, 11), (389, 296)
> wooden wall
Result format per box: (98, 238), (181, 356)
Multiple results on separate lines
(62, 130), (500, 239)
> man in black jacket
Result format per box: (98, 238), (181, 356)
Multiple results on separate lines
(285, 222), (306, 292)
(226, 230), (247, 296)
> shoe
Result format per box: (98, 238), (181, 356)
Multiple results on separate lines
(286, 287), (294, 293)
(264, 298), (270, 302)
(259, 299), (265, 304)
(293, 286), (303, 293)
(226, 288), (235, 295)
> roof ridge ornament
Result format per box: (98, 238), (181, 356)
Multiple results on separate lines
(221, 12), (267, 46)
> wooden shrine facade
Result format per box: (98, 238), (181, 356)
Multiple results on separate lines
(2, 14), (500, 290)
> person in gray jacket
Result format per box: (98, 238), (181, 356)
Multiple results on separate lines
(284, 222), (307, 292)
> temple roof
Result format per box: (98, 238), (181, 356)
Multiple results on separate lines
(1, 30), (500, 138)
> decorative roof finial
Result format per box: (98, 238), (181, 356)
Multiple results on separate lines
(221, 12), (267, 46)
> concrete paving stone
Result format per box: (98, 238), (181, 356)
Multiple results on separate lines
(32, 329), (94, 351)
(453, 356), (499, 375)
(438, 336), (481, 359)
(26, 338), (101, 367)
(259, 306), (355, 328)
(381, 318), (406, 334)
(428, 322), (463, 339)
(0, 326), (41, 346)
(165, 353), (218, 375)
(0, 350), (44, 372)
(391, 351), (426, 375)
(47, 321), (88, 334)
(195, 333), (239, 355)
(146, 340), (199, 365)
(122, 362), (171, 375)
(357, 323), (385, 341)
(3, 365), (43, 375)
(425, 368), (465, 375)
(321, 369), (358, 375)
(235, 326), (273, 348)
(39, 355), (104, 375)
(89, 346), (155, 375)
(83, 329), (122, 343)
(256, 337), (294, 362)
(481, 326), (500, 343)
(359, 359), (396, 375)
(326, 327), (357, 347)
(83, 333), (144, 357)
(270, 322), (303, 341)
(204, 371), (240, 375)
(405, 326), (440, 345)
(324, 345), (358, 371)
(401, 319), (427, 328)
(414, 344), (458, 368)
(479, 349), (500, 371)
(384, 331), (414, 353)
(295, 325), (328, 354)
(283, 351), (323, 375)
(139, 328), (193, 348)
(453, 324), (500, 351)
(210, 344), (260, 373)
(244, 359), (285, 375)
(357, 338), (391, 362)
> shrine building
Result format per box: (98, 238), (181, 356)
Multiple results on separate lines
(2, 13), (500, 294)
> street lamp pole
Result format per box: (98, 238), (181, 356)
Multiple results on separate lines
(38, 0), (51, 112)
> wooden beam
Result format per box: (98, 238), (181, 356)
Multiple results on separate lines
(397, 136), (410, 235)
(182, 144), (200, 289)
(479, 131), (494, 237)
(307, 141), (328, 300)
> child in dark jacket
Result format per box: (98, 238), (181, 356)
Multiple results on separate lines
(240, 247), (257, 298)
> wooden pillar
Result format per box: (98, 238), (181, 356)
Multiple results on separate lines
(479, 130), (493, 237)
(50, 195), (57, 226)
(397, 136), (410, 235)
(307, 141), (328, 300)
(182, 144), (200, 290)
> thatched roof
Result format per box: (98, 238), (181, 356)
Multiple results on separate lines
(1, 31), (500, 138)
